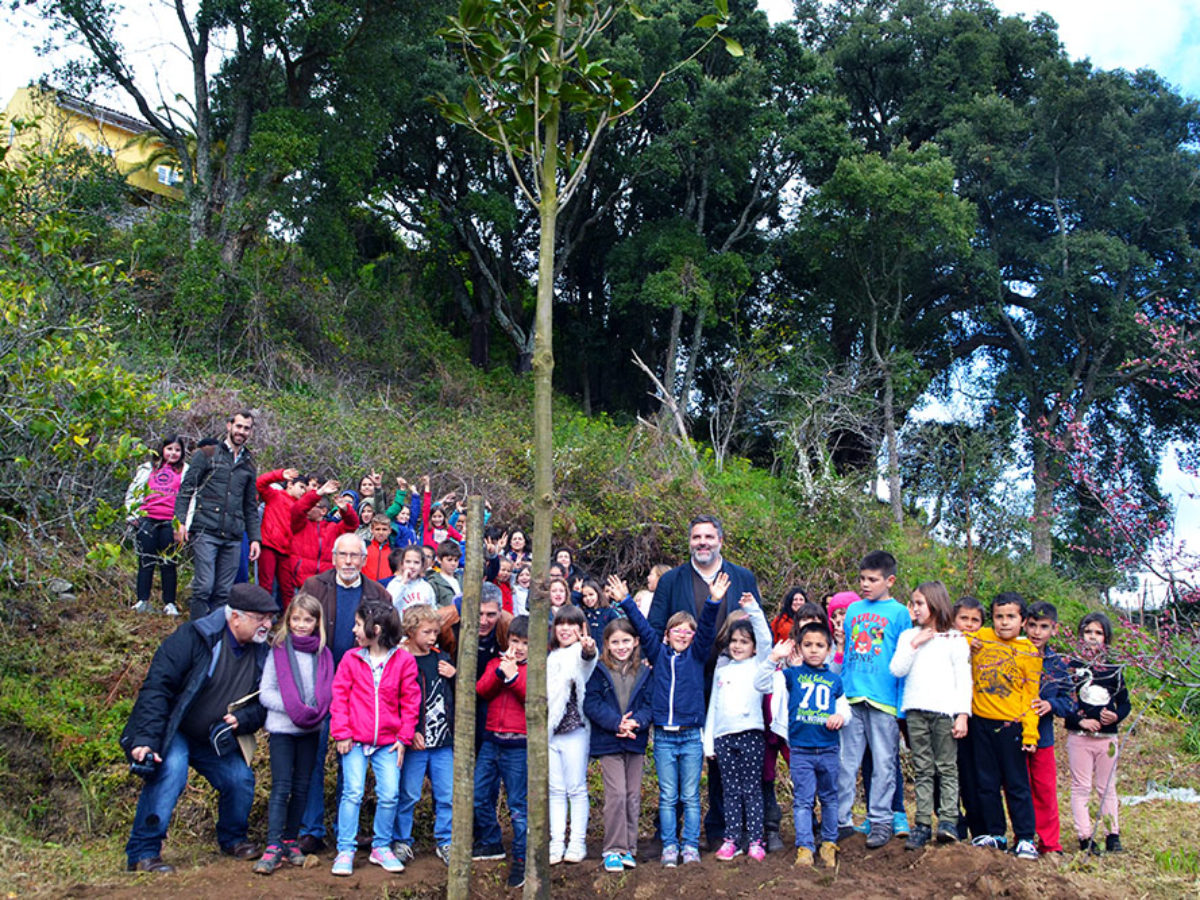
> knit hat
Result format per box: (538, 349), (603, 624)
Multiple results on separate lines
(826, 591), (858, 630)
(228, 583), (276, 614)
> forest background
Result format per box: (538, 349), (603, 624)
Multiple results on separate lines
(1, 0), (1199, 895)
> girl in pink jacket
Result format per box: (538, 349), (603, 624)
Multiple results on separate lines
(329, 598), (420, 876)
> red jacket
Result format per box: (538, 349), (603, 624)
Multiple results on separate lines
(363, 538), (393, 582)
(257, 469), (297, 553)
(420, 490), (464, 549)
(489, 578), (513, 614)
(477, 656), (527, 735)
(330, 646), (420, 746)
(289, 490), (359, 586)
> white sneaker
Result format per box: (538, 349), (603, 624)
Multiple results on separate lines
(549, 844), (564, 865)
(131, 600), (151, 613)
(564, 845), (586, 863)
(163, 602), (180, 616)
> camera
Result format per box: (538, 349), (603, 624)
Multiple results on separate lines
(129, 754), (160, 778)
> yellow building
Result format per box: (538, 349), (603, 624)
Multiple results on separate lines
(2, 83), (184, 201)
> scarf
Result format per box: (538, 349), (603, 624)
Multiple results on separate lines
(274, 633), (334, 730)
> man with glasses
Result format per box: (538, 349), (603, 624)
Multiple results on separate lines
(294, 532), (392, 853)
(121, 583), (277, 873)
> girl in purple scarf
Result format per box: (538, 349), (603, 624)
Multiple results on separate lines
(255, 593), (334, 875)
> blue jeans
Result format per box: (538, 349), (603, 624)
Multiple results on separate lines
(394, 745), (454, 845)
(125, 730), (254, 865)
(837, 703), (900, 829)
(337, 744), (400, 853)
(266, 731), (319, 846)
(299, 720), (338, 839)
(654, 727), (703, 849)
(473, 739), (527, 859)
(188, 532), (242, 619)
(791, 746), (840, 849)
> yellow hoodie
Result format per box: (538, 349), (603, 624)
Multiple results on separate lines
(969, 627), (1041, 746)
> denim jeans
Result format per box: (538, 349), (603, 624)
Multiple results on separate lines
(837, 703), (900, 829)
(188, 532), (242, 619)
(125, 730), (254, 865)
(299, 720), (338, 839)
(394, 745), (454, 845)
(654, 727), (703, 849)
(266, 731), (319, 846)
(337, 744), (400, 853)
(473, 739), (527, 859)
(791, 746), (840, 849)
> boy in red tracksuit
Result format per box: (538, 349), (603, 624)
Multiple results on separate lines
(256, 467), (308, 606)
(289, 480), (359, 589)
(363, 517), (395, 583)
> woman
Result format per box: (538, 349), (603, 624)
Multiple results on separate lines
(125, 436), (188, 615)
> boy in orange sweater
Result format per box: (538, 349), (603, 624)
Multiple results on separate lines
(965, 592), (1041, 860)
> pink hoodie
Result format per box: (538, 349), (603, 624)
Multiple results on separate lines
(827, 591), (859, 668)
(330, 646), (420, 747)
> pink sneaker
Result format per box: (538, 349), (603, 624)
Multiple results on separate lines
(748, 841), (766, 861)
(714, 839), (742, 861)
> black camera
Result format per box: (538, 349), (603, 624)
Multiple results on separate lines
(129, 755), (160, 778)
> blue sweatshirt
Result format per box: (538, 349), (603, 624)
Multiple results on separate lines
(841, 597), (911, 714)
(619, 594), (718, 730)
(1036, 645), (1074, 749)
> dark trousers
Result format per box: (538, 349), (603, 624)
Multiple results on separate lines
(266, 731), (319, 846)
(968, 716), (1036, 842)
(714, 730), (765, 844)
(136, 518), (178, 606)
(188, 533), (242, 619)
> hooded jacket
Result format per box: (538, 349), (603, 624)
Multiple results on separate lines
(175, 441), (260, 542)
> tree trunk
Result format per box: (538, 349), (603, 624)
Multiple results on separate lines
(660, 304), (683, 424)
(1031, 435), (1054, 565)
(447, 497), (485, 899)
(679, 310), (704, 417)
(883, 370), (902, 524)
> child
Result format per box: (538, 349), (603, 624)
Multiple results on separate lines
(950, 595), (985, 840)
(703, 592), (773, 861)
(387, 546), (436, 611)
(254, 466), (306, 609)
(548, 576), (571, 616)
(887, 581), (970, 849)
(428, 540), (463, 608)
(255, 593), (335, 874)
(578, 578), (619, 646)
(289, 480), (358, 588)
(512, 565), (531, 617)
(393, 605), (456, 866)
(825, 592), (856, 672)
(419, 475), (464, 550)
(1024, 601), (1073, 855)
(965, 592), (1041, 859)
(363, 515), (395, 583)
(584, 617), (653, 873)
(490, 555), (516, 614)
(548, 605), (599, 864)
(1065, 612), (1130, 854)
(328, 598), (420, 876)
(633, 563), (670, 619)
(474, 615), (530, 888)
(757, 623), (850, 868)
(836, 551), (912, 848)
(125, 435), (188, 615)
(607, 572), (723, 867)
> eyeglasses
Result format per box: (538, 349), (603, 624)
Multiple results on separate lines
(333, 551), (364, 560)
(237, 611), (275, 624)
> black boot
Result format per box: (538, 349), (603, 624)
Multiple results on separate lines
(905, 824), (932, 851)
(1105, 833), (1123, 853)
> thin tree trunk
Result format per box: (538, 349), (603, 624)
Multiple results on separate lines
(1032, 435), (1054, 565)
(679, 311), (704, 416)
(447, 497), (485, 899)
(660, 304), (682, 424)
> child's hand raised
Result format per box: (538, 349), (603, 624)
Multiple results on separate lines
(498, 648), (518, 679)
(605, 575), (630, 603)
(710, 571), (731, 603)
(580, 634), (597, 657)
(282, 467), (299, 481)
(318, 479), (339, 496)
(769, 639), (794, 663)
(738, 592), (756, 609)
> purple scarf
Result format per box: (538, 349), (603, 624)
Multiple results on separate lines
(274, 634), (334, 730)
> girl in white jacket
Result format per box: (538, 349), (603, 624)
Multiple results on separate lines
(888, 580), (971, 849)
(702, 594), (772, 862)
(548, 604), (598, 864)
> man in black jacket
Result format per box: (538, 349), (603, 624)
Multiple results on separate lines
(121, 583), (275, 873)
(175, 411), (262, 619)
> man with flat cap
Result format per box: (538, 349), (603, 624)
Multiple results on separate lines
(121, 583), (277, 873)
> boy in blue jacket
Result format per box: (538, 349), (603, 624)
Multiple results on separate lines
(615, 571), (726, 867)
(1024, 601), (1072, 854)
(836, 550), (912, 849)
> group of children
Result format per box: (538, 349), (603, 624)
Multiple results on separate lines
(244, 544), (1131, 887)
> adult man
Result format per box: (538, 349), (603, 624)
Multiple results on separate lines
(295, 532), (391, 853)
(647, 515), (764, 853)
(121, 583), (276, 872)
(175, 411), (262, 620)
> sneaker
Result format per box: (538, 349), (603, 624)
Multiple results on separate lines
(837, 825), (859, 842)
(163, 602), (180, 616)
(297, 835), (326, 855)
(1106, 834), (1124, 853)
(331, 850), (354, 876)
(905, 823), (932, 851)
(818, 841), (838, 867)
(661, 845), (679, 868)
(715, 839), (742, 861)
(854, 819), (871, 835)
(972, 835), (1002, 849)
(253, 845), (282, 875)
(936, 822), (960, 844)
(865, 825), (892, 849)
(472, 842), (506, 860)
(369, 846), (405, 873)
(620, 851), (636, 868)
(506, 858), (525, 888)
(681, 845), (701, 865)
(766, 831), (784, 853)
(1015, 839), (1039, 861)
(390, 842), (414, 864)
(564, 844), (587, 863)
(549, 844), (564, 865)
(131, 600), (151, 613)
(747, 841), (766, 862)
(435, 843), (452, 865)
(281, 840), (306, 866)
(604, 852), (625, 873)
(794, 846), (814, 867)
(892, 812), (910, 837)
